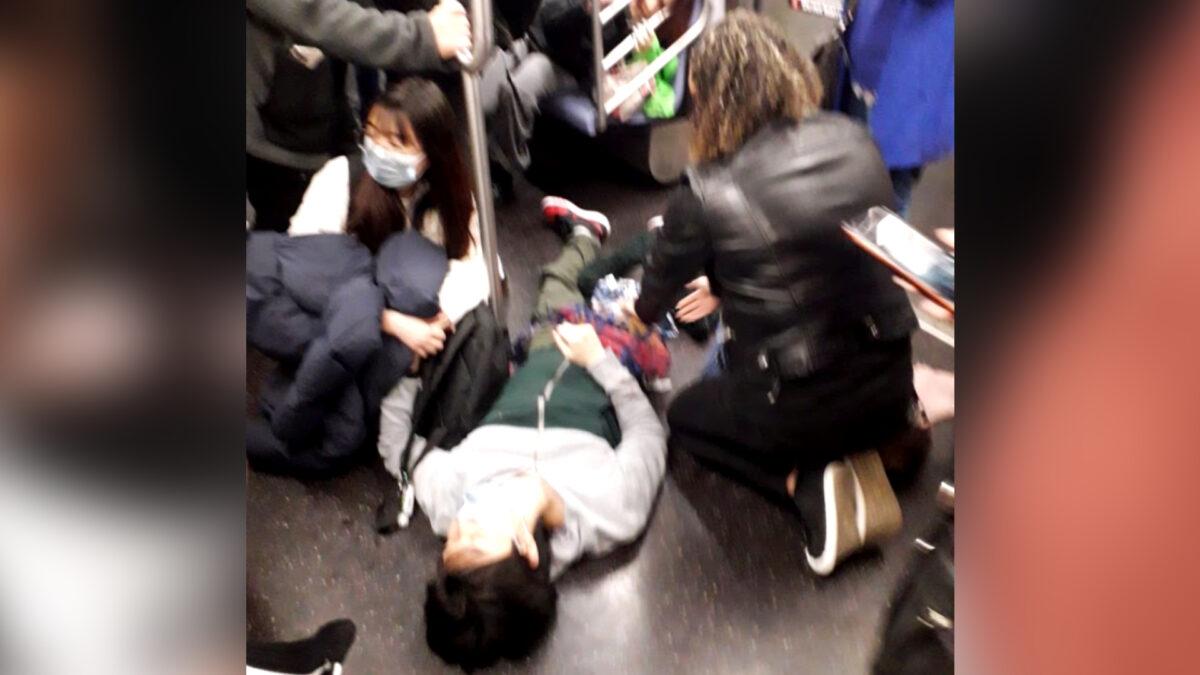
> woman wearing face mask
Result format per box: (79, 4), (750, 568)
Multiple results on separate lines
(289, 78), (487, 358)
(286, 78), (490, 473)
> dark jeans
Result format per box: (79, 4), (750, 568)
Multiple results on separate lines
(668, 339), (916, 500)
(246, 154), (315, 233)
(890, 167), (923, 218)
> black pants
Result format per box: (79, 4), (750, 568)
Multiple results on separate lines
(668, 339), (916, 500)
(246, 154), (315, 233)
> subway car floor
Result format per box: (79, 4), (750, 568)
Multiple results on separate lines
(246, 137), (956, 674)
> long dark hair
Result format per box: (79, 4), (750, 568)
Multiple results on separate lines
(346, 79), (474, 258)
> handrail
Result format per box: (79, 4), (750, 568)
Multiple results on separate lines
(459, 0), (506, 321)
(601, 10), (669, 72)
(602, 0), (712, 116)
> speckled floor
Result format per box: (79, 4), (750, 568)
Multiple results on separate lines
(246, 131), (955, 673)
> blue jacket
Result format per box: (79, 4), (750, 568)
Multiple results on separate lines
(246, 230), (447, 475)
(844, 0), (954, 169)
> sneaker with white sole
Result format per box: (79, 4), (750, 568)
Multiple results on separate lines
(799, 460), (863, 576)
(541, 196), (611, 242)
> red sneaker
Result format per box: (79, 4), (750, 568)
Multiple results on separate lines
(541, 196), (611, 242)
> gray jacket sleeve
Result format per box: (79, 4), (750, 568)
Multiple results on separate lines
(584, 353), (668, 544)
(247, 0), (450, 73)
(412, 445), (463, 536)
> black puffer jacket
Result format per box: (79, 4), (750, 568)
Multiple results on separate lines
(635, 114), (916, 378)
(246, 230), (447, 475)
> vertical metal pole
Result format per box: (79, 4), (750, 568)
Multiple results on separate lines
(462, 73), (505, 322)
(460, 0), (506, 322)
(591, 0), (608, 134)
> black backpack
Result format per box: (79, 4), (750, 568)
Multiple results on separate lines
(873, 511), (954, 675)
(260, 41), (359, 156)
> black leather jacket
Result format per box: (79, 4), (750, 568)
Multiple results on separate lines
(635, 113), (917, 378)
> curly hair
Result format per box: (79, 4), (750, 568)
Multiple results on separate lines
(689, 10), (824, 163)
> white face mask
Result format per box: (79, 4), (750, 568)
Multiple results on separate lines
(361, 136), (426, 189)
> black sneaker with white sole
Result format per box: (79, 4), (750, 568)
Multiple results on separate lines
(247, 619), (356, 674)
(796, 460), (863, 577)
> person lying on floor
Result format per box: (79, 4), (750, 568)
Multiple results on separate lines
(397, 215), (667, 669)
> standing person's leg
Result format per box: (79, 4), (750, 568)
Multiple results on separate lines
(246, 155), (312, 233)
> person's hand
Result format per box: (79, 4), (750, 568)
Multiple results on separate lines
(428, 311), (453, 333)
(428, 0), (471, 60)
(675, 276), (720, 323)
(631, 19), (656, 52)
(631, 0), (663, 22)
(552, 322), (607, 368)
(382, 310), (447, 358)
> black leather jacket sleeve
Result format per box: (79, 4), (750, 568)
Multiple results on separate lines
(635, 184), (712, 323)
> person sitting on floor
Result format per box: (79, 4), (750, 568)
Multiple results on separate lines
(286, 78), (494, 470)
(397, 209), (667, 669)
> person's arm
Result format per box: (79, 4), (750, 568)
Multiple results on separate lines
(435, 213), (491, 325)
(634, 183), (712, 323)
(287, 156), (351, 236)
(584, 352), (668, 543)
(412, 440), (466, 536)
(552, 324), (667, 546)
(246, 0), (453, 73)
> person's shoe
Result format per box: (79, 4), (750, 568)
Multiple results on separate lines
(846, 450), (904, 548)
(246, 619), (356, 674)
(541, 196), (611, 242)
(646, 214), (664, 231)
(799, 460), (863, 577)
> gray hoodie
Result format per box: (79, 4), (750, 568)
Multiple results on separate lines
(246, 0), (452, 170)
(413, 352), (668, 579)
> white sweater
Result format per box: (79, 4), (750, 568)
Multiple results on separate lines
(288, 155), (490, 324)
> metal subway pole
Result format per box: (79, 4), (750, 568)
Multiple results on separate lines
(590, 0), (607, 135)
(460, 0), (506, 323)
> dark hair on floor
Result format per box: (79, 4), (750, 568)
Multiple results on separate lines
(424, 524), (557, 670)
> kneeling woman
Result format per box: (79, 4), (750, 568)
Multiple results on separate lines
(288, 78), (490, 473)
(632, 11), (927, 576)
